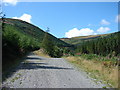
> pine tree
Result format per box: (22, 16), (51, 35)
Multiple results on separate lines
(41, 27), (55, 57)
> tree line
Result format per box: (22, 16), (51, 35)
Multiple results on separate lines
(76, 32), (120, 57)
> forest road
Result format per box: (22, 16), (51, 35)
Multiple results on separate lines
(2, 53), (106, 88)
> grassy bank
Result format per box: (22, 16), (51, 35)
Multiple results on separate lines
(33, 49), (50, 58)
(64, 54), (119, 88)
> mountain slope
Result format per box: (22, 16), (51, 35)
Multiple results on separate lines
(3, 18), (70, 47)
(60, 34), (111, 45)
(1, 18), (71, 73)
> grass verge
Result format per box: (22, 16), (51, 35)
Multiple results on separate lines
(33, 49), (50, 58)
(64, 55), (119, 88)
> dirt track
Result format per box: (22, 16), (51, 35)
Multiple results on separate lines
(2, 53), (106, 88)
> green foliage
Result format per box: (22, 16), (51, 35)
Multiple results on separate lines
(1, 18), (72, 79)
(2, 18), (70, 47)
(2, 23), (40, 71)
(53, 46), (63, 58)
(76, 32), (120, 57)
(2, 18), (71, 62)
(3, 24), (40, 53)
(41, 31), (55, 57)
(1, 18), (68, 75)
(80, 54), (99, 60)
(62, 34), (109, 45)
(41, 31), (64, 58)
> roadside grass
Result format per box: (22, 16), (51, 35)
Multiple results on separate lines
(64, 55), (119, 88)
(11, 76), (20, 82)
(33, 49), (50, 58)
(10, 73), (22, 83)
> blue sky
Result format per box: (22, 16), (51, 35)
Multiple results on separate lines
(2, 1), (119, 38)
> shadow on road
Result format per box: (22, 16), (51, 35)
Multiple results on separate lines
(24, 62), (48, 65)
(2, 54), (73, 83)
(21, 62), (73, 70)
(26, 57), (42, 60)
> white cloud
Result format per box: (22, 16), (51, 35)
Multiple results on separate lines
(3, 0), (18, 6)
(65, 26), (111, 38)
(65, 28), (95, 38)
(115, 15), (120, 22)
(100, 19), (110, 25)
(12, 13), (32, 23)
(97, 27), (110, 33)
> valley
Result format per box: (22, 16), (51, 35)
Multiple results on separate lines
(1, 18), (120, 88)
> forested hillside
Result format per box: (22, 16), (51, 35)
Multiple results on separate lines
(60, 34), (111, 45)
(61, 32), (120, 57)
(3, 18), (70, 46)
(1, 18), (71, 72)
(76, 32), (120, 56)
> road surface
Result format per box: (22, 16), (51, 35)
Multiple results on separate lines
(2, 53), (106, 88)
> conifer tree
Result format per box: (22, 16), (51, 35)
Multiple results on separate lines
(41, 27), (55, 57)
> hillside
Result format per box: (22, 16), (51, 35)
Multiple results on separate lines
(2, 18), (70, 47)
(76, 32), (120, 56)
(60, 34), (111, 45)
(2, 18), (71, 73)
(60, 31), (120, 56)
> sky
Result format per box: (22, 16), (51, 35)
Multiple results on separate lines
(2, 0), (120, 38)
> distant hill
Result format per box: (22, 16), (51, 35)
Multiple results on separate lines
(60, 34), (111, 45)
(60, 31), (120, 56)
(76, 31), (120, 56)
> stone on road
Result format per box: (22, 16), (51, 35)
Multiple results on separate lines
(2, 53), (105, 88)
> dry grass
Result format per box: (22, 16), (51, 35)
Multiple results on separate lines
(65, 56), (118, 88)
(72, 33), (110, 39)
(33, 49), (50, 58)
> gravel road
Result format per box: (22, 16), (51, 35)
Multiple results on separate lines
(2, 53), (106, 88)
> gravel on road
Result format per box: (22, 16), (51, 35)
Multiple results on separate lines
(2, 53), (106, 88)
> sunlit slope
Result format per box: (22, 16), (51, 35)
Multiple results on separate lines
(60, 33), (112, 45)
(3, 18), (70, 47)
